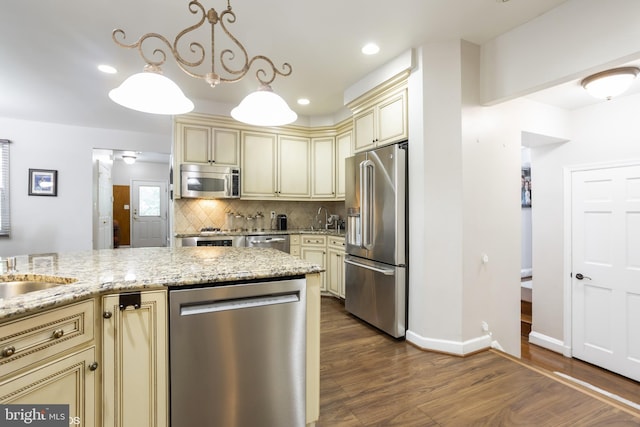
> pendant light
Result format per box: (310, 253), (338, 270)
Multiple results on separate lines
(109, 0), (296, 125)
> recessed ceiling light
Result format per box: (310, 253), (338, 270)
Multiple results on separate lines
(297, 98), (310, 106)
(361, 43), (380, 55)
(98, 64), (118, 74)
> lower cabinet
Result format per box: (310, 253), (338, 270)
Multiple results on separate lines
(0, 299), (98, 426)
(102, 290), (168, 427)
(327, 236), (346, 298)
(301, 235), (327, 292)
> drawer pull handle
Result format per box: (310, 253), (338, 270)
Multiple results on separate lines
(1, 346), (16, 358)
(103, 311), (113, 319)
(88, 362), (99, 371)
(52, 329), (64, 339)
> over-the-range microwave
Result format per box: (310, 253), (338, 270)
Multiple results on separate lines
(180, 164), (240, 199)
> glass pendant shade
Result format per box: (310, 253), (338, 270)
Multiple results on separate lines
(109, 70), (194, 115)
(231, 85), (297, 126)
(581, 67), (640, 100)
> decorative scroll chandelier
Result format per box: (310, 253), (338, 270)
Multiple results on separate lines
(108, 0), (297, 126)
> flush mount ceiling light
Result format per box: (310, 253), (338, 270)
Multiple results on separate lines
(581, 67), (640, 100)
(122, 155), (137, 165)
(110, 0), (296, 125)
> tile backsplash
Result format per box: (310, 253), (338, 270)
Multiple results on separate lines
(173, 199), (345, 234)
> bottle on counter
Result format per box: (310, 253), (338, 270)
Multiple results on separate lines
(255, 212), (264, 232)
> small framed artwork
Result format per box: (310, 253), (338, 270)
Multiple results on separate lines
(521, 167), (531, 208)
(28, 168), (58, 196)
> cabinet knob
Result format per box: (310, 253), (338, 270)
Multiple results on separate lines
(103, 311), (113, 319)
(52, 329), (64, 339)
(1, 345), (16, 358)
(88, 362), (99, 371)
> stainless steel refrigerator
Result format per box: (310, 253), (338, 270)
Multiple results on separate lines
(344, 141), (408, 338)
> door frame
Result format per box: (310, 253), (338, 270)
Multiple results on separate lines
(562, 158), (640, 358)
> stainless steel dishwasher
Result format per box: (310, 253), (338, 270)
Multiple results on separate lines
(169, 278), (306, 427)
(245, 234), (290, 253)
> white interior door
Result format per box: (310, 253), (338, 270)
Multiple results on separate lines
(97, 160), (113, 249)
(131, 180), (167, 248)
(571, 164), (640, 381)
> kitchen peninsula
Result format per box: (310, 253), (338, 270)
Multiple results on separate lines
(0, 246), (322, 427)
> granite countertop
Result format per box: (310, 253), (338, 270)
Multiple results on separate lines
(175, 229), (346, 238)
(0, 247), (323, 321)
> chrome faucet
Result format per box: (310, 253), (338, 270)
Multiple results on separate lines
(317, 206), (329, 230)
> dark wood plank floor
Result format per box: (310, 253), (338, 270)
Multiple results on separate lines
(318, 297), (640, 426)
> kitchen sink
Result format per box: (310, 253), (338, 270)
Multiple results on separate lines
(0, 278), (77, 299)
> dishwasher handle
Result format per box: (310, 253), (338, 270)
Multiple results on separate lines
(180, 292), (300, 316)
(344, 258), (395, 275)
(249, 237), (286, 244)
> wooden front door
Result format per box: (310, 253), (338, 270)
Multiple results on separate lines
(113, 185), (131, 247)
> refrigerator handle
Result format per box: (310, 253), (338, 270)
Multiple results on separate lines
(360, 159), (374, 250)
(345, 258), (395, 275)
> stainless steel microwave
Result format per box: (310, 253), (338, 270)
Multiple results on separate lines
(180, 164), (240, 199)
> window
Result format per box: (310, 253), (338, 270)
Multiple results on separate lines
(0, 140), (10, 236)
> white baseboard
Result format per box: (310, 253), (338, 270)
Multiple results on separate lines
(529, 331), (571, 357)
(406, 330), (492, 356)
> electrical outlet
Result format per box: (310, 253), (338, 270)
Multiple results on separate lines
(270, 211), (276, 219)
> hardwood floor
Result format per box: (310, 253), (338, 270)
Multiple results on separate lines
(318, 296), (640, 426)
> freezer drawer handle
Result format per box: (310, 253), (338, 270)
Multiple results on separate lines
(344, 258), (395, 275)
(180, 292), (300, 316)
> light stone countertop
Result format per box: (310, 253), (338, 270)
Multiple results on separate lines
(0, 246), (323, 321)
(174, 228), (346, 238)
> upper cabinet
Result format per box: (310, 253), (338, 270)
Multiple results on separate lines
(177, 123), (239, 166)
(173, 115), (353, 201)
(348, 73), (408, 153)
(241, 131), (311, 199)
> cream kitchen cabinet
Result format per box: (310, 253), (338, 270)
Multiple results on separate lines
(335, 129), (352, 199)
(102, 290), (168, 427)
(176, 123), (240, 166)
(0, 299), (98, 426)
(311, 136), (335, 199)
(349, 74), (408, 153)
(327, 236), (346, 298)
(301, 235), (327, 292)
(290, 234), (301, 257)
(241, 131), (311, 199)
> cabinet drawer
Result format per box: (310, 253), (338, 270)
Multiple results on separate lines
(302, 235), (327, 246)
(290, 235), (301, 245)
(290, 246), (301, 257)
(0, 299), (95, 378)
(328, 237), (345, 248)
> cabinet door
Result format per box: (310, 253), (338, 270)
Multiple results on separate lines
(377, 89), (407, 146)
(353, 108), (376, 152)
(102, 291), (168, 427)
(311, 137), (335, 199)
(211, 128), (240, 166)
(327, 248), (342, 296)
(278, 135), (311, 198)
(241, 132), (277, 198)
(181, 124), (211, 164)
(335, 130), (352, 199)
(0, 347), (97, 426)
(301, 247), (326, 291)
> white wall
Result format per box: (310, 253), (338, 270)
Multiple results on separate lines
(0, 117), (170, 257)
(407, 41), (521, 356)
(112, 159), (169, 186)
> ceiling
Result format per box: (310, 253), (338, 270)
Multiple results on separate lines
(1, 0), (605, 136)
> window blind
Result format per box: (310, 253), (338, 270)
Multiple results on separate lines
(0, 139), (10, 236)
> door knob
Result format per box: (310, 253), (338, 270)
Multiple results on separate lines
(575, 273), (591, 280)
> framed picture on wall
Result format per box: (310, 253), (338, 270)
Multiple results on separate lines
(521, 167), (531, 208)
(28, 168), (58, 196)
